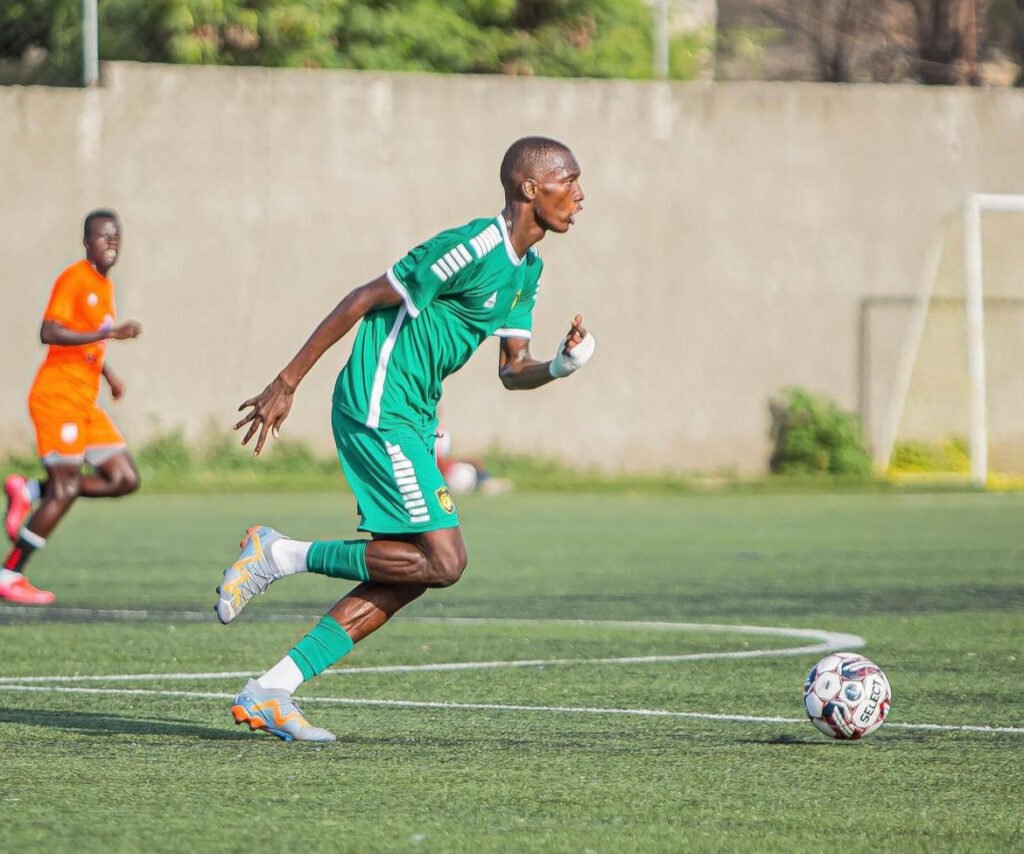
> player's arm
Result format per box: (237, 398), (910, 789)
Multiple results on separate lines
(102, 363), (127, 400)
(40, 319), (141, 346)
(236, 274), (401, 456)
(499, 314), (594, 390)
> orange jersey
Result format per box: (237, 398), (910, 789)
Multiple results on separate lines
(30, 259), (116, 406)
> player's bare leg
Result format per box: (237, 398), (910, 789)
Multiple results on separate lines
(230, 580), (428, 742)
(1, 455), (140, 605)
(363, 528), (467, 588)
(0, 463), (79, 604)
(326, 579), (429, 640)
(18, 464), (80, 540)
(217, 526), (466, 623)
(227, 529), (442, 742)
(77, 452), (140, 498)
(13, 454), (138, 543)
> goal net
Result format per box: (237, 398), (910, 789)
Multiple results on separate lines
(877, 194), (1024, 486)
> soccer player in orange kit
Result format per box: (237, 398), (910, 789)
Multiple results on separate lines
(2, 210), (143, 605)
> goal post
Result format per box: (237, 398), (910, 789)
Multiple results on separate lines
(878, 193), (1024, 486)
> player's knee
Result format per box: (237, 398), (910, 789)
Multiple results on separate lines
(52, 475), (81, 505)
(115, 467), (140, 496)
(428, 546), (468, 588)
(104, 458), (140, 497)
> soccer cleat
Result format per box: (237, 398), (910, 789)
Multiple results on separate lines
(0, 574), (56, 605)
(216, 525), (288, 624)
(4, 475), (32, 542)
(230, 679), (336, 743)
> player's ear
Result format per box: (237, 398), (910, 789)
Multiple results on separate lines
(521, 178), (538, 201)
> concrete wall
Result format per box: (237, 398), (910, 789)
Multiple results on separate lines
(1, 63), (1022, 474)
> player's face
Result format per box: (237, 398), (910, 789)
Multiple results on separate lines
(85, 218), (121, 272)
(531, 151), (584, 234)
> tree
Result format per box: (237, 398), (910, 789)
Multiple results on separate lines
(0, 0), (711, 85)
(904, 0), (970, 83)
(752, 0), (885, 82)
(987, 0), (1024, 84)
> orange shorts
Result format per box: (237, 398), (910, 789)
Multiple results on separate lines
(28, 393), (127, 466)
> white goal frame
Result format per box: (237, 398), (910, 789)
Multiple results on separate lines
(876, 193), (1024, 486)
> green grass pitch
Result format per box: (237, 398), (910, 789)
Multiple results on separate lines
(0, 491), (1020, 852)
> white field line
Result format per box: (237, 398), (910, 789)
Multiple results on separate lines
(2, 614), (1018, 735)
(0, 619), (865, 684)
(0, 683), (1021, 735)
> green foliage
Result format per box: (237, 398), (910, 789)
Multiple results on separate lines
(483, 447), (699, 493)
(890, 437), (970, 474)
(132, 423), (340, 489)
(716, 24), (786, 77)
(769, 386), (873, 478)
(135, 425), (194, 474)
(1, 0), (710, 83)
(0, 0), (54, 58)
(0, 448), (46, 481)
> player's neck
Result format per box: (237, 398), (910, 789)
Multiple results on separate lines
(86, 257), (112, 278)
(502, 205), (545, 259)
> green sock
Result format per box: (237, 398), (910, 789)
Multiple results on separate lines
(287, 615), (355, 681)
(306, 539), (369, 582)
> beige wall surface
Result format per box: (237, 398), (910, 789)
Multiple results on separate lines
(1, 63), (1022, 473)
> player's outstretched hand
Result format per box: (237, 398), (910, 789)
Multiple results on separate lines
(561, 314), (588, 355)
(109, 320), (142, 340)
(549, 314), (595, 379)
(235, 376), (295, 457)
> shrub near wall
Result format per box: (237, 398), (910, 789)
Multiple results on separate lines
(768, 387), (873, 477)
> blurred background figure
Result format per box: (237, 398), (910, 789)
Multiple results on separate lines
(436, 427), (513, 496)
(2, 209), (142, 606)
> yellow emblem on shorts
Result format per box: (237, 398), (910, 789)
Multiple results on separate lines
(511, 290), (521, 310)
(436, 486), (455, 514)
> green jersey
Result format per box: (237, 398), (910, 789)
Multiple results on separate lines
(333, 215), (543, 433)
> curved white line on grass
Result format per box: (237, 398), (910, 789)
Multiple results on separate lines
(0, 619), (864, 684)
(0, 684), (1021, 735)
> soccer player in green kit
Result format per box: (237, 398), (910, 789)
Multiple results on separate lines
(217, 137), (594, 742)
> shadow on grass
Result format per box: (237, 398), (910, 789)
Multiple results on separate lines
(743, 730), (935, 746)
(741, 732), (836, 746)
(0, 706), (246, 740)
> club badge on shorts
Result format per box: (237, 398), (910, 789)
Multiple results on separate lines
(436, 486), (455, 514)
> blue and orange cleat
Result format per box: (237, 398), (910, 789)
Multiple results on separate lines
(216, 525), (287, 625)
(230, 679), (336, 743)
(4, 475), (32, 542)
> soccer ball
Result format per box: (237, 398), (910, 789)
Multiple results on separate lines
(803, 653), (891, 740)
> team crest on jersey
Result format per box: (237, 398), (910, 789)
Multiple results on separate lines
(483, 291), (497, 309)
(436, 486), (455, 514)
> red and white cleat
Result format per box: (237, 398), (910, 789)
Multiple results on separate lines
(4, 475), (32, 542)
(0, 574), (56, 605)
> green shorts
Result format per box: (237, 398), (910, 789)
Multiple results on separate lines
(332, 407), (460, 535)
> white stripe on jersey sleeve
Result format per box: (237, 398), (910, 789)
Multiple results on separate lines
(493, 328), (532, 339)
(385, 266), (422, 318)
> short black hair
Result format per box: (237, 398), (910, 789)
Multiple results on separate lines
(500, 136), (572, 195)
(84, 209), (119, 240)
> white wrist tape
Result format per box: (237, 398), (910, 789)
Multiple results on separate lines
(549, 331), (596, 378)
